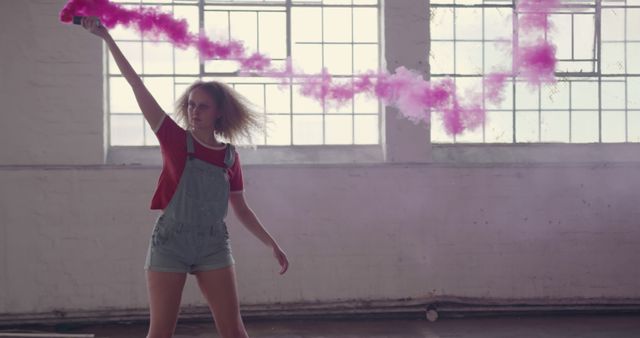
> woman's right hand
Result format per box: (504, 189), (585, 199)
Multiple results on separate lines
(81, 16), (109, 40)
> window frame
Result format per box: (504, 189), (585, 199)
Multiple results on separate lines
(428, 0), (640, 151)
(105, 0), (385, 165)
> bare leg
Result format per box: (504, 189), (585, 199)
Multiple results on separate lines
(146, 270), (187, 338)
(194, 265), (249, 338)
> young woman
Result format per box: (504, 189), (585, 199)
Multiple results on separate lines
(80, 16), (289, 338)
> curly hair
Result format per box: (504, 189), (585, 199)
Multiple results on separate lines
(174, 81), (263, 144)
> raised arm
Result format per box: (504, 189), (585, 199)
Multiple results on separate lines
(81, 16), (165, 131)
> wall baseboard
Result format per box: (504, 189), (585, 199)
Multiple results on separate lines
(2, 297), (639, 327)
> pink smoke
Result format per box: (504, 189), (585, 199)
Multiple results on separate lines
(61, 0), (560, 136)
(514, 0), (559, 86)
(60, 0), (267, 69)
(517, 0), (561, 33)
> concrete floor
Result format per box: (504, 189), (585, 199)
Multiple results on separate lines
(1, 314), (639, 338)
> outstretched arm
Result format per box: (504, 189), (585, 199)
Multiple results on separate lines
(229, 192), (289, 275)
(81, 16), (165, 131)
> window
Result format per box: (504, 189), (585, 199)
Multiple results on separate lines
(429, 0), (640, 144)
(107, 0), (381, 147)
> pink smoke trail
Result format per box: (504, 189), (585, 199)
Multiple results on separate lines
(518, 0), (561, 33)
(514, 0), (560, 86)
(60, 0), (265, 69)
(60, 0), (560, 136)
(472, 0), (559, 133)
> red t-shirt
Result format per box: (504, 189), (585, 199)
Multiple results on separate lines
(150, 114), (244, 210)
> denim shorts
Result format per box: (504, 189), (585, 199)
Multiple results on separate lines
(144, 214), (234, 274)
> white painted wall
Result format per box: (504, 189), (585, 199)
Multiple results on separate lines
(1, 0), (639, 320)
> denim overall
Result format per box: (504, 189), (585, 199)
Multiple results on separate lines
(144, 132), (235, 273)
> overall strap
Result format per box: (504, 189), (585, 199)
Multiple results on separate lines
(224, 144), (235, 168)
(186, 131), (195, 160)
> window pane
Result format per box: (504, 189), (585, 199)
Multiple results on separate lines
(259, 12), (286, 59)
(484, 7), (511, 41)
(430, 7), (454, 40)
(485, 110), (512, 143)
(601, 8), (624, 42)
(110, 78), (139, 113)
(173, 5), (199, 35)
(323, 7), (352, 43)
(293, 115), (323, 144)
(571, 110), (599, 143)
(541, 110), (569, 143)
(354, 8), (378, 43)
(484, 41), (511, 74)
(628, 77), (640, 109)
(266, 115), (291, 145)
(628, 43), (640, 74)
(354, 94), (378, 114)
(143, 42), (174, 74)
(601, 81), (626, 110)
(548, 14), (572, 60)
(326, 97), (352, 114)
(354, 115), (378, 144)
(204, 11), (230, 39)
(571, 82), (599, 110)
(431, 111), (454, 143)
(175, 48), (199, 75)
(628, 111), (640, 142)
(325, 115), (353, 144)
(455, 8), (482, 40)
(602, 110), (626, 143)
(292, 7), (321, 42)
(230, 12), (258, 52)
(628, 9), (640, 40)
(455, 42), (483, 74)
(515, 110), (539, 142)
(235, 84), (265, 113)
(292, 44), (323, 73)
(145, 77), (175, 113)
(574, 14), (595, 60)
(515, 83), (539, 110)
(602, 42), (625, 74)
(541, 82), (569, 110)
(265, 85), (291, 114)
(292, 85), (323, 114)
(487, 82), (513, 111)
(430, 41), (454, 74)
(452, 79), (484, 143)
(324, 44), (353, 75)
(109, 42), (142, 76)
(456, 77), (482, 97)
(111, 115), (144, 146)
(354, 44), (379, 73)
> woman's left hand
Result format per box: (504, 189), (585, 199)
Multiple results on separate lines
(272, 245), (289, 275)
